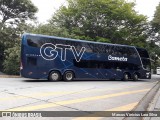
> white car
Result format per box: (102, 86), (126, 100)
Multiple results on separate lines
(156, 67), (160, 75)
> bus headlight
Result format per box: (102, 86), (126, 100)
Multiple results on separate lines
(146, 72), (150, 78)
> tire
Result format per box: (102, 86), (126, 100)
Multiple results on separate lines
(63, 71), (74, 81)
(48, 71), (61, 81)
(123, 73), (129, 81)
(133, 74), (138, 81)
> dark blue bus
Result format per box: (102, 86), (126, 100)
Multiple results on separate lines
(21, 33), (151, 81)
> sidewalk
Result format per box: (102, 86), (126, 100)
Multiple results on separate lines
(148, 84), (160, 120)
(153, 89), (160, 111)
(0, 71), (20, 78)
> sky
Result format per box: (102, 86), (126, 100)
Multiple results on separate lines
(31, 0), (67, 23)
(31, 0), (160, 23)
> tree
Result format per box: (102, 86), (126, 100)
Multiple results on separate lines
(152, 3), (160, 29)
(30, 24), (71, 37)
(3, 44), (20, 75)
(148, 2), (160, 69)
(50, 0), (148, 46)
(150, 2), (160, 43)
(0, 0), (38, 49)
(0, 0), (37, 74)
(0, 0), (37, 28)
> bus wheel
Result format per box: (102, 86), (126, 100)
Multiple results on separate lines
(63, 71), (74, 81)
(133, 74), (138, 81)
(48, 71), (61, 81)
(123, 73), (129, 81)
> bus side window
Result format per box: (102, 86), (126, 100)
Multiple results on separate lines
(27, 39), (38, 47)
(27, 57), (37, 66)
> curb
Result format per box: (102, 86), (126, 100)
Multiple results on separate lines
(123, 81), (160, 120)
(144, 85), (160, 120)
(0, 75), (21, 78)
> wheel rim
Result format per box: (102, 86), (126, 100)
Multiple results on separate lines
(125, 74), (128, 80)
(134, 74), (138, 80)
(66, 73), (73, 80)
(51, 73), (59, 80)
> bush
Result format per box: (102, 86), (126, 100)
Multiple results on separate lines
(3, 45), (20, 75)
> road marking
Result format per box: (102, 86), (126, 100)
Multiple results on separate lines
(5, 89), (149, 111)
(0, 82), (155, 102)
(106, 102), (138, 111)
(73, 102), (138, 120)
(0, 91), (76, 101)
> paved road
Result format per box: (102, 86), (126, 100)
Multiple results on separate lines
(0, 75), (159, 120)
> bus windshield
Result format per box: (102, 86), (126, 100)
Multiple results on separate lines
(136, 48), (149, 58)
(136, 47), (151, 70)
(141, 58), (151, 71)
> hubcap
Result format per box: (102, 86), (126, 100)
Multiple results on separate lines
(125, 74), (128, 80)
(134, 74), (138, 80)
(52, 73), (59, 80)
(66, 73), (73, 80)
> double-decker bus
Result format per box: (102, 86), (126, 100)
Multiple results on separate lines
(20, 33), (151, 81)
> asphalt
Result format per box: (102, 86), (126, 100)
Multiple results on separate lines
(1, 75), (160, 120)
(123, 80), (160, 120)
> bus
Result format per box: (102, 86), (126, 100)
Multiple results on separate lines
(20, 33), (151, 81)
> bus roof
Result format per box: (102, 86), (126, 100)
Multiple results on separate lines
(23, 33), (136, 48)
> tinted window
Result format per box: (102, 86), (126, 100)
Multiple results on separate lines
(136, 48), (149, 58)
(27, 38), (39, 47)
(27, 36), (61, 48)
(141, 58), (151, 70)
(74, 60), (140, 70)
(27, 57), (37, 66)
(27, 35), (137, 58)
(127, 47), (137, 57)
(27, 36), (50, 47)
(27, 35), (85, 51)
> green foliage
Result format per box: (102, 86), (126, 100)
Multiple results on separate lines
(0, 0), (38, 26)
(150, 2), (160, 68)
(3, 45), (20, 75)
(152, 3), (160, 32)
(0, 0), (37, 74)
(30, 24), (70, 37)
(50, 0), (147, 45)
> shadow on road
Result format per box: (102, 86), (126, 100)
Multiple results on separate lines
(23, 79), (149, 83)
